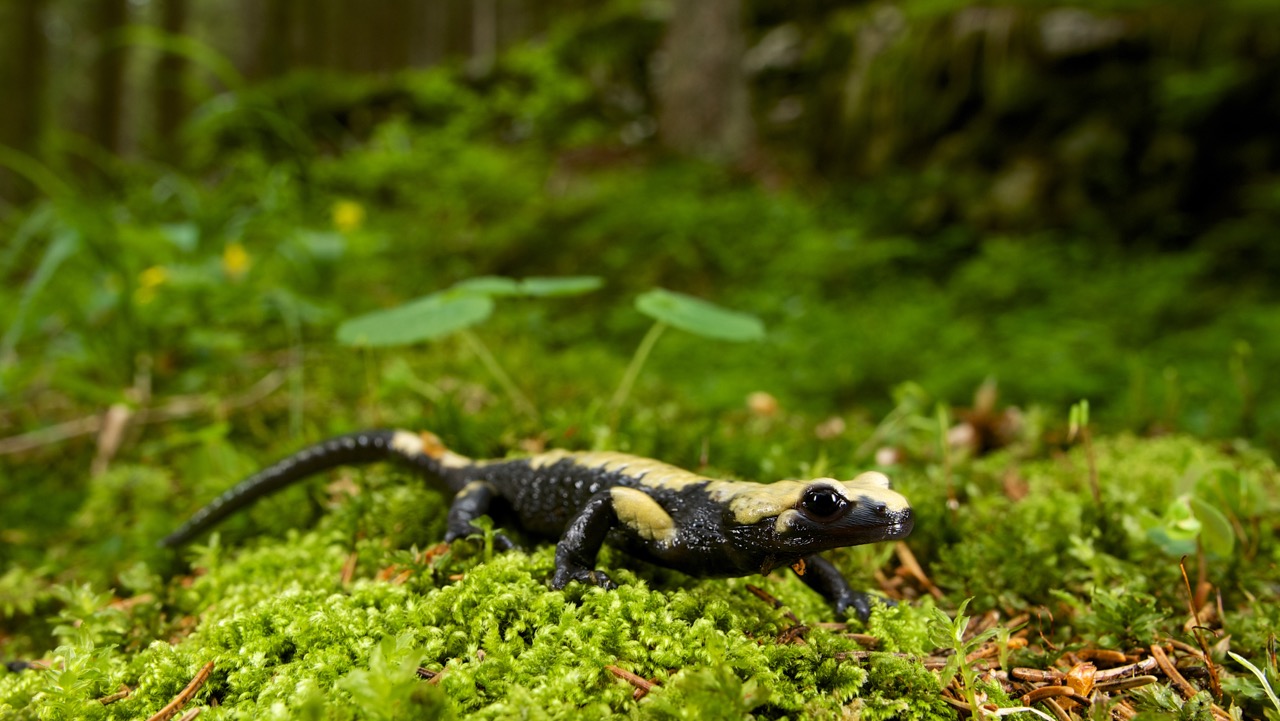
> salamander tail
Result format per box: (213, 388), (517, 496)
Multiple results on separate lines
(161, 429), (472, 547)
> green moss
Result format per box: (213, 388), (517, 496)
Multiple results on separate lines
(2, 430), (1277, 717)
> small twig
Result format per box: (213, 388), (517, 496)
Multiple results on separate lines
(1012, 667), (1064, 683)
(1149, 644), (1197, 699)
(1021, 685), (1089, 706)
(1179, 557), (1221, 697)
(340, 551), (359, 586)
(96, 685), (132, 705)
(777, 625), (809, 645)
(1093, 657), (1159, 681)
(1076, 649), (1128, 665)
(176, 709), (202, 721)
(1093, 675), (1158, 693)
(145, 660), (214, 721)
(0, 370), (285, 456)
(605, 665), (657, 700)
(895, 542), (944, 599)
(92, 403), (133, 476)
(1040, 697), (1071, 721)
(744, 584), (799, 624)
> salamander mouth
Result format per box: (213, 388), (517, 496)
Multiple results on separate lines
(855, 509), (914, 542)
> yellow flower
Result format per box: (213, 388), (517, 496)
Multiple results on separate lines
(332, 199), (365, 232)
(223, 242), (250, 279)
(135, 266), (167, 305)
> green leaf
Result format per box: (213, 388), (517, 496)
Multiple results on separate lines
(517, 276), (603, 297)
(451, 276), (522, 296)
(1189, 496), (1235, 558)
(634, 288), (765, 342)
(161, 222), (200, 252)
(336, 293), (493, 347)
(450, 275), (603, 297)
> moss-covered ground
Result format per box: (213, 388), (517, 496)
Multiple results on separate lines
(2, 406), (1278, 718)
(4, 5), (1280, 716)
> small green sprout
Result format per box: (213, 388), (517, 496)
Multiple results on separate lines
(336, 275), (602, 419)
(929, 598), (997, 718)
(608, 288), (765, 414)
(1068, 399), (1102, 506)
(1229, 652), (1280, 717)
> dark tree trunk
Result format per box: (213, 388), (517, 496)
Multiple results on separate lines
(654, 0), (754, 164)
(0, 0), (46, 203)
(91, 0), (129, 154)
(258, 0), (292, 79)
(472, 0), (498, 72)
(154, 0), (188, 157)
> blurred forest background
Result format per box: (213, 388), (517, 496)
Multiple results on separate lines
(3, 0), (1280, 455)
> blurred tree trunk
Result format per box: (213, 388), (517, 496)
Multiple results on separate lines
(0, 0), (46, 203)
(258, 0), (292, 78)
(297, 0), (330, 68)
(372, 0), (412, 72)
(654, 0), (754, 164)
(472, 0), (497, 72)
(154, 0), (188, 158)
(91, 0), (128, 154)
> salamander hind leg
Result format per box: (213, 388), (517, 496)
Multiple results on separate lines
(446, 481), (516, 551)
(550, 491), (618, 591)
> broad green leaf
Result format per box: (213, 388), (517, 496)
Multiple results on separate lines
(450, 275), (603, 297)
(1189, 496), (1235, 558)
(635, 288), (765, 342)
(161, 222), (200, 252)
(336, 293), (493, 347)
(518, 276), (603, 296)
(452, 276), (522, 296)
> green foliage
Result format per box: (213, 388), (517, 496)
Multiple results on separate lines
(928, 598), (998, 715)
(1227, 653), (1280, 720)
(338, 293), (495, 347)
(1064, 587), (1166, 650)
(633, 289), (766, 343)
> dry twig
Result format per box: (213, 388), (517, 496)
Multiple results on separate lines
(605, 665), (657, 700)
(0, 370), (284, 457)
(145, 660), (214, 721)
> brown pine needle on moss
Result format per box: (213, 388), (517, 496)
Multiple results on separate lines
(605, 665), (657, 700)
(96, 684), (132, 705)
(146, 660), (214, 721)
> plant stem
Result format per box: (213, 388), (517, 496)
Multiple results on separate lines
(279, 297), (304, 440)
(1083, 425), (1101, 507)
(608, 321), (667, 415)
(459, 329), (538, 420)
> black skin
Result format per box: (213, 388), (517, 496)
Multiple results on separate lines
(162, 430), (914, 620)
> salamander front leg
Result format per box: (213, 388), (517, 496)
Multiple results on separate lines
(795, 554), (887, 621)
(550, 491), (618, 591)
(446, 481), (516, 551)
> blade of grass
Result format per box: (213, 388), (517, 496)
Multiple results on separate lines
(608, 321), (667, 415)
(458, 330), (538, 421)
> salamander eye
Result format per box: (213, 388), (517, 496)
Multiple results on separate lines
(799, 487), (849, 522)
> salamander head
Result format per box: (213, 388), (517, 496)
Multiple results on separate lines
(718, 472), (913, 552)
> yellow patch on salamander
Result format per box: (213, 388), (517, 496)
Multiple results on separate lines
(609, 486), (677, 544)
(524, 450), (711, 490)
(391, 430), (472, 469)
